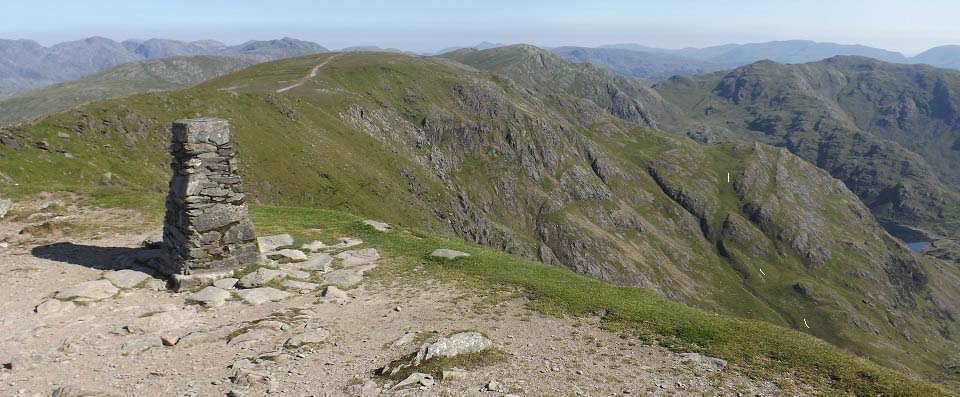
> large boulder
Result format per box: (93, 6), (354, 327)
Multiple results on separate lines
(416, 332), (493, 364)
(382, 332), (494, 376)
(335, 248), (380, 266)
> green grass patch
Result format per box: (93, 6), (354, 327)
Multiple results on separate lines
(249, 204), (950, 397)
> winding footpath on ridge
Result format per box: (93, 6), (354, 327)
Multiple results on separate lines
(277, 54), (341, 93)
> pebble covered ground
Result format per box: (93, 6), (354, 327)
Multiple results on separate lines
(0, 201), (813, 396)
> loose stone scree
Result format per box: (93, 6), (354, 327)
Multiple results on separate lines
(160, 118), (261, 289)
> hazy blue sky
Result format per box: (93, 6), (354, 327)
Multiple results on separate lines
(2, 0), (958, 53)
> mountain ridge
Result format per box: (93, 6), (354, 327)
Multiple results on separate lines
(577, 40), (960, 81)
(2, 50), (959, 388)
(652, 54), (960, 242)
(0, 36), (328, 96)
(0, 55), (260, 125)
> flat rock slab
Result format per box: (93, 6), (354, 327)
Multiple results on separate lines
(302, 240), (328, 251)
(284, 329), (330, 347)
(258, 234), (294, 252)
(292, 253), (332, 272)
(334, 237), (363, 248)
(391, 331), (418, 347)
(282, 280), (319, 292)
(177, 324), (235, 348)
(429, 249), (470, 260)
(363, 219), (393, 232)
(236, 287), (291, 305)
(280, 268), (311, 280)
(320, 285), (350, 302)
(50, 386), (112, 397)
(335, 248), (380, 267)
(185, 286), (232, 307)
(103, 269), (153, 288)
(268, 249), (307, 261)
(394, 373), (435, 390)
(120, 335), (162, 356)
(35, 299), (75, 316)
(322, 264), (376, 287)
(229, 326), (279, 346)
(213, 277), (239, 290)
(126, 306), (194, 333)
(54, 280), (119, 302)
(680, 352), (728, 371)
(237, 268), (285, 288)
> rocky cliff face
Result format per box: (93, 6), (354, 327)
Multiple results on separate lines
(654, 56), (960, 240)
(2, 50), (958, 381)
(445, 45), (665, 127)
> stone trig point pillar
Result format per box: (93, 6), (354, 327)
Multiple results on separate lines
(161, 118), (261, 289)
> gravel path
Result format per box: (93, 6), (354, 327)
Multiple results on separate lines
(277, 54), (341, 93)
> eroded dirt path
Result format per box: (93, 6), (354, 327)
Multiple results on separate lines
(277, 54), (341, 93)
(0, 200), (813, 396)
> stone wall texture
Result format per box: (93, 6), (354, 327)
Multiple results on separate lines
(161, 118), (260, 276)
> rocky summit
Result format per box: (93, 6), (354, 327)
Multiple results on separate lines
(1, 36), (959, 396)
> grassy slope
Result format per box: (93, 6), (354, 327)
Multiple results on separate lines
(0, 55), (448, 229)
(1, 52), (958, 390)
(247, 204), (950, 397)
(444, 46), (960, 378)
(0, 55), (259, 126)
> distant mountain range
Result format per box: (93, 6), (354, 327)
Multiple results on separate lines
(339, 45), (407, 54)
(549, 46), (727, 83)
(434, 41), (505, 55)
(6, 37), (960, 97)
(0, 36), (327, 96)
(601, 40), (909, 65)
(549, 40), (960, 82)
(0, 55), (258, 125)
(914, 45), (960, 69)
